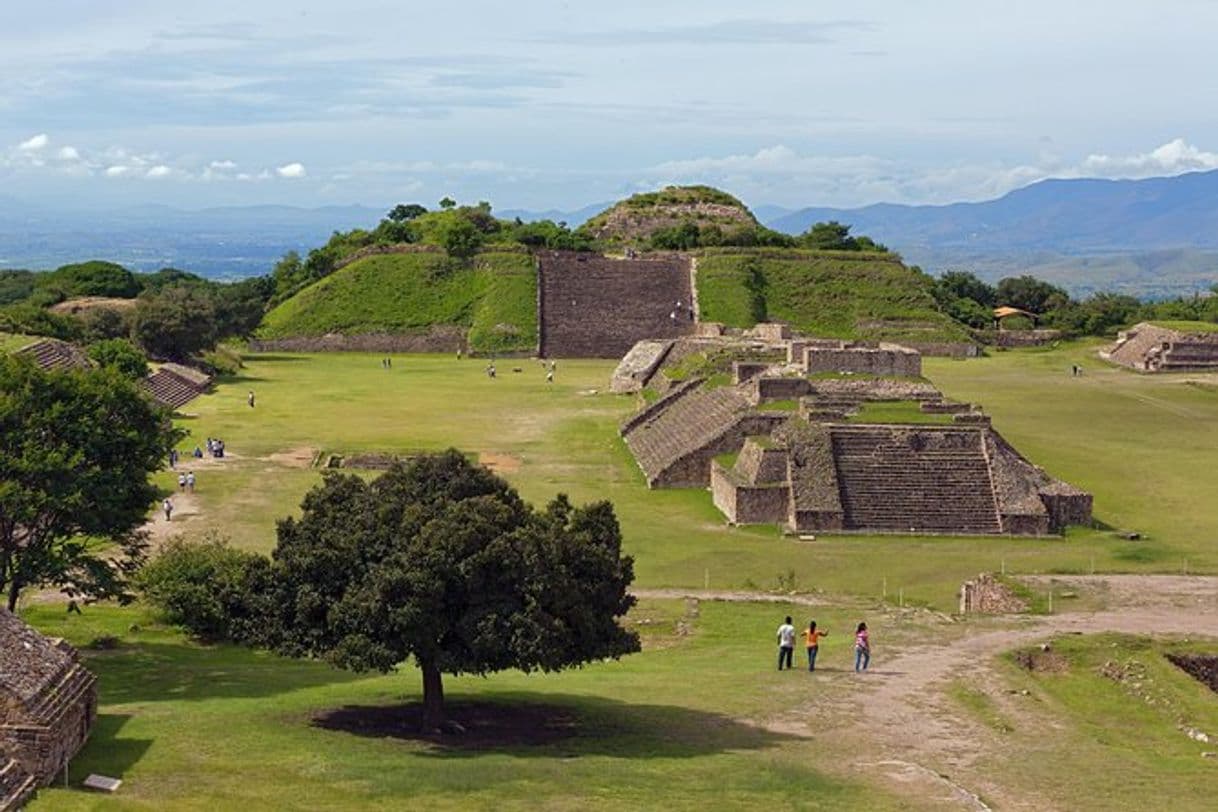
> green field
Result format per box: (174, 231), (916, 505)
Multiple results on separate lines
(1150, 319), (1218, 333)
(16, 341), (1218, 809)
(258, 251), (537, 353)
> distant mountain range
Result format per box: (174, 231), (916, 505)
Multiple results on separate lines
(3, 171), (1218, 297)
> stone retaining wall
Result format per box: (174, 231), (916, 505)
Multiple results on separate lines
(249, 326), (470, 354)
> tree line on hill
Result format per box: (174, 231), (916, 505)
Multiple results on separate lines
(4, 196), (1218, 361)
(929, 269), (1218, 335)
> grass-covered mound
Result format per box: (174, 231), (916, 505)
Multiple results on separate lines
(695, 248), (972, 344)
(580, 185), (760, 245)
(258, 250), (537, 353)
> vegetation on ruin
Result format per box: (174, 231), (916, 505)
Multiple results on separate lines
(695, 248), (973, 344)
(847, 401), (956, 425)
(1149, 319), (1218, 333)
(258, 251), (538, 353)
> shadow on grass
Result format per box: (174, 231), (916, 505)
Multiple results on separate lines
(312, 693), (805, 759)
(242, 354), (311, 363)
(88, 641), (359, 704)
(70, 714), (152, 783)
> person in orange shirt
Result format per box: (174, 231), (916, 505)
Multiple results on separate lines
(803, 620), (828, 671)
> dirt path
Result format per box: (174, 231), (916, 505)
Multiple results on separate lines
(144, 489), (201, 544)
(641, 577), (1218, 811)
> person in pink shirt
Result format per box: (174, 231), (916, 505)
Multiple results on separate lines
(854, 622), (871, 672)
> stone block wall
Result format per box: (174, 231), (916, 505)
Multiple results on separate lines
(802, 346), (922, 377)
(959, 574), (1028, 614)
(710, 463), (790, 525)
(751, 376), (812, 405)
(750, 322), (791, 341)
(732, 362), (769, 385)
(1039, 489), (1093, 532)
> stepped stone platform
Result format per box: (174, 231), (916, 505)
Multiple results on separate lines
(538, 251), (694, 358)
(620, 327), (1091, 536)
(1102, 322), (1218, 372)
(141, 363), (213, 410)
(1, 609), (97, 808)
(15, 339), (90, 371)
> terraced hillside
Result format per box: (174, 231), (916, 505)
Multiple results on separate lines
(258, 249), (537, 354)
(694, 248), (972, 345)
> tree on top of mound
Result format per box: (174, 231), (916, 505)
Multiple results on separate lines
(257, 450), (639, 731)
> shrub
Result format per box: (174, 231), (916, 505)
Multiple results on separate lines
(137, 536), (266, 640)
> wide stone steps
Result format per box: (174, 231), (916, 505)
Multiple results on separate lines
(142, 369), (205, 409)
(830, 427), (1002, 533)
(539, 252), (694, 358)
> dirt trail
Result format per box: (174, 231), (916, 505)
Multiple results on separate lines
(639, 577), (1218, 811)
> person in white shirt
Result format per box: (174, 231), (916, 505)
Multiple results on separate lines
(776, 616), (796, 670)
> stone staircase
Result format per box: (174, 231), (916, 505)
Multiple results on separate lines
(0, 756), (36, 812)
(142, 366), (210, 410)
(538, 251), (694, 358)
(830, 426), (1003, 534)
(15, 339), (89, 371)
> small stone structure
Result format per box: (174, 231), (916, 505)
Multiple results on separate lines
(618, 328), (1092, 536)
(537, 251), (694, 358)
(0, 609), (97, 809)
(801, 341), (921, 378)
(1102, 321), (1218, 372)
(15, 339), (90, 372)
(959, 574), (1028, 614)
(141, 363), (213, 410)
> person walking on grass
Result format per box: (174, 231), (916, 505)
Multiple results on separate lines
(854, 622), (871, 672)
(247, 390), (256, 408)
(776, 616), (796, 671)
(186, 471), (195, 492)
(178, 472), (187, 491)
(162, 498), (173, 522)
(804, 620), (828, 671)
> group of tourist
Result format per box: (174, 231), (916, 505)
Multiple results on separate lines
(204, 437), (227, 458)
(482, 358), (558, 382)
(380, 357), (393, 369)
(775, 616), (871, 673)
(177, 471), (196, 492)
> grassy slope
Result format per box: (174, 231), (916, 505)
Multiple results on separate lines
(0, 331), (36, 352)
(1150, 319), (1218, 333)
(695, 248), (971, 343)
(258, 251), (537, 353)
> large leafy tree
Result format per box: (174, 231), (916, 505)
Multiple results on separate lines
(132, 285), (219, 360)
(261, 450), (639, 730)
(0, 356), (178, 610)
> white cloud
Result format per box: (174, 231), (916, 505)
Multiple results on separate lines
(209, 159), (238, 170)
(1081, 138), (1218, 177)
(146, 165), (173, 178)
(17, 133), (48, 152)
(276, 162), (306, 178)
(56, 146), (81, 161)
(104, 165), (130, 177)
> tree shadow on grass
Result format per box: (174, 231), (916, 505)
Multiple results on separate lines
(242, 354), (311, 363)
(68, 714), (152, 784)
(86, 641), (359, 704)
(312, 693), (805, 760)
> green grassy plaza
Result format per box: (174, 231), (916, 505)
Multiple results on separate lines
(21, 341), (1218, 810)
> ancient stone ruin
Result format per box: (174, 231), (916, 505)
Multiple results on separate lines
(141, 363), (214, 410)
(0, 609), (98, 810)
(15, 338), (90, 372)
(617, 326), (1092, 536)
(959, 574), (1028, 614)
(537, 251), (695, 358)
(1101, 321), (1218, 372)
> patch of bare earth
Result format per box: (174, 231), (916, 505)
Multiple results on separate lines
(479, 451), (522, 474)
(266, 446), (318, 468)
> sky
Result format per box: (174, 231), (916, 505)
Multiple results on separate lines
(3, 0), (1218, 212)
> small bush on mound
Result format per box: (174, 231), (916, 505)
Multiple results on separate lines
(137, 536), (267, 641)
